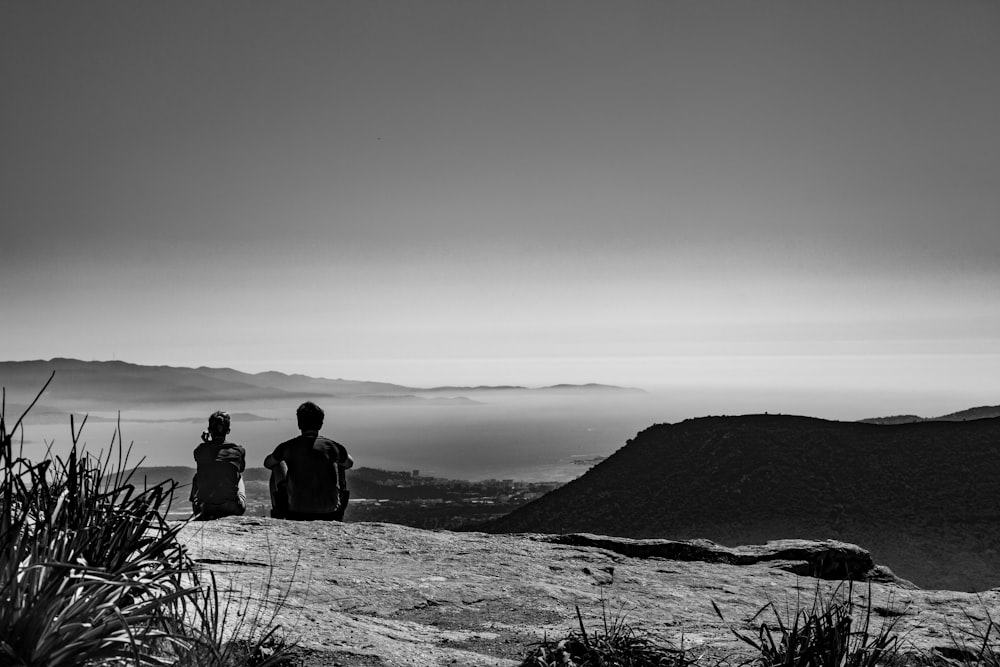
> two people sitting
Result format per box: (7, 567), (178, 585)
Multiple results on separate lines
(190, 401), (353, 521)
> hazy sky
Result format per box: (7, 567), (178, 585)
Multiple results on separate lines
(2, 1), (998, 415)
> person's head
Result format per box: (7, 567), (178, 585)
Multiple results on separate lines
(296, 401), (324, 432)
(207, 410), (231, 439)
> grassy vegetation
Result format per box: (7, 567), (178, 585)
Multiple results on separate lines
(520, 601), (694, 667)
(942, 604), (1000, 667)
(713, 582), (904, 667)
(523, 584), (999, 667)
(0, 375), (294, 666)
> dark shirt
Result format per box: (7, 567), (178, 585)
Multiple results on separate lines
(269, 434), (350, 514)
(192, 440), (246, 509)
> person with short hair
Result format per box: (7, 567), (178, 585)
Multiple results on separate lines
(264, 401), (353, 521)
(190, 410), (247, 520)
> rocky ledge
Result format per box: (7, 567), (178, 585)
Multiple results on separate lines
(180, 518), (999, 667)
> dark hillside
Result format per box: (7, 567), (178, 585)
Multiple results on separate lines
(482, 414), (1000, 591)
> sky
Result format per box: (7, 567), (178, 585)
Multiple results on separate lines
(2, 1), (999, 417)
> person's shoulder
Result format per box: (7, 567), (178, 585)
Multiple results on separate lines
(272, 434), (304, 456)
(318, 436), (349, 459)
(275, 435), (302, 448)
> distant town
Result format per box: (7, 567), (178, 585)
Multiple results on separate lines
(153, 465), (587, 529)
(333, 468), (567, 529)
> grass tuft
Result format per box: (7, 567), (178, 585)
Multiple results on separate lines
(713, 581), (905, 667)
(520, 597), (696, 667)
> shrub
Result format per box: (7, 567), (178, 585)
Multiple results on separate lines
(714, 581), (904, 667)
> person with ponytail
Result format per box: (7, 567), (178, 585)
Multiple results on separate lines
(190, 410), (247, 520)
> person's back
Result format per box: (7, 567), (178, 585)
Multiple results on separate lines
(190, 411), (247, 519)
(274, 433), (343, 514)
(265, 401), (353, 521)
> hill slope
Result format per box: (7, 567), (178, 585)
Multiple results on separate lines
(482, 414), (1000, 591)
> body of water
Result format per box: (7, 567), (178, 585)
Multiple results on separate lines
(13, 392), (664, 482)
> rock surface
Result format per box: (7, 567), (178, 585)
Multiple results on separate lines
(180, 517), (999, 667)
(544, 534), (895, 582)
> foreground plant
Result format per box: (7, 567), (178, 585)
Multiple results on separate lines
(521, 601), (694, 667)
(0, 374), (295, 666)
(173, 545), (299, 667)
(714, 581), (904, 667)
(941, 603), (1000, 667)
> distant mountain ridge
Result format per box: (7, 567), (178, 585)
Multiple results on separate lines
(860, 405), (1000, 424)
(482, 414), (1000, 592)
(0, 358), (639, 409)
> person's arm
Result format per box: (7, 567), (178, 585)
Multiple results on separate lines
(190, 446), (200, 502)
(336, 443), (354, 469)
(264, 443), (284, 470)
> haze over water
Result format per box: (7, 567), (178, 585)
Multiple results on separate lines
(11, 373), (986, 484)
(15, 391), (661, 482)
